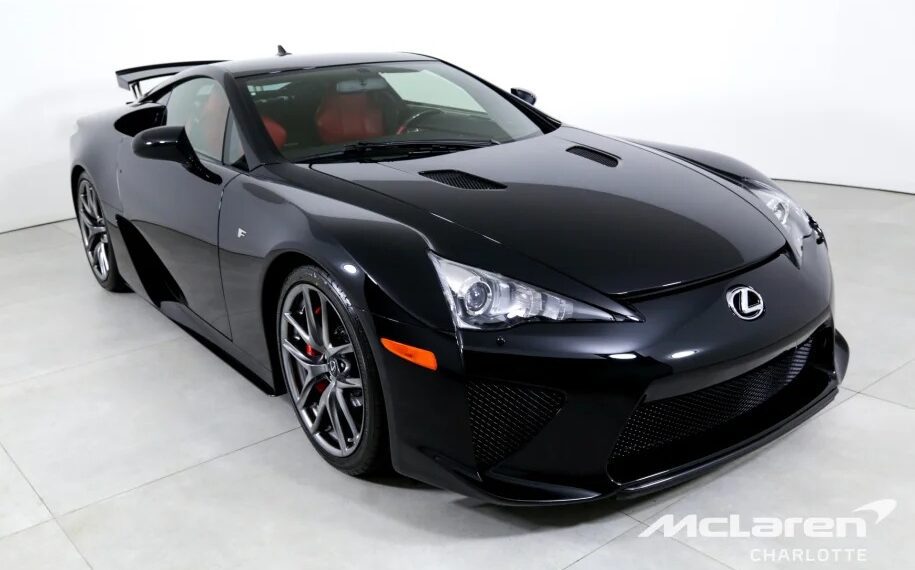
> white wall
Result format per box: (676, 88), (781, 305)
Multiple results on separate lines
(1, 0), (913, 233)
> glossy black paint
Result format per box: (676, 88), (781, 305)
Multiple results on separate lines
(132, 125), (222, 184)
(70, 52), (848, 505)
(312, 130), (787, 296)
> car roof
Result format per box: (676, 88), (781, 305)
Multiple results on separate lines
(213, 52), (437, 77)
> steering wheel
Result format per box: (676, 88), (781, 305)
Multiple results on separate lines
(396, 109), (443, 135)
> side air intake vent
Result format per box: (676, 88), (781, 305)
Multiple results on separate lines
(567, 146), (620, 168)
(467, 380), (565, 468)
(420, 170), (506, 190)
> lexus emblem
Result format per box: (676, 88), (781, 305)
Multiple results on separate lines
(726, 286), (764, 320)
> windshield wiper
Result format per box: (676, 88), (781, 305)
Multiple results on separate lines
(298, 139), (500, 164)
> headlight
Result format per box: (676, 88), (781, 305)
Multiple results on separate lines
(743, 179), (813, 260)
(429, 253), (620, 329)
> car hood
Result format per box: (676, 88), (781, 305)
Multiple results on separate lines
(310, 127), (785, 295)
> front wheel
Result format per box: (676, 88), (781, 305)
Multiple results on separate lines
(76, 173), (128, 292)
(277, 266), (388, 475)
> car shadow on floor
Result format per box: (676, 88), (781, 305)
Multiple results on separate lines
(359, 469), (637, 533)
(352, 448), (765, 538)
(179, 316), (729, 535)
(181, 318), (742, 538)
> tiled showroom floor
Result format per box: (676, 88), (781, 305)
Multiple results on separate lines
(0, 181), (913, 569)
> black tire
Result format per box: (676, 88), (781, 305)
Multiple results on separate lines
(75, 172), (129, 292)
(276, 265), (389, 476)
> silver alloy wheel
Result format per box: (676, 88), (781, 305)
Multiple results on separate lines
(77, 179), (111, 281)
(280, 284), (364, 457)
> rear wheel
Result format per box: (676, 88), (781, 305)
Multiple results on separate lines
(277, 266), (388, 475)
(76, 173), (128, 292)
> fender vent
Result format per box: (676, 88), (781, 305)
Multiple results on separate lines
(116, 216), (185, 306)
(420, 170), (506, 190)
(567, 146), (620, 168)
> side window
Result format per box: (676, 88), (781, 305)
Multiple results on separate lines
(223, 114), (247, 169)
(165, 78), (229, 161)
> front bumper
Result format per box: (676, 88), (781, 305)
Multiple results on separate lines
(369, 239), (848, 505)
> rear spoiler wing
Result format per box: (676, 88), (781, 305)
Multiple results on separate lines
(115, 60), (224, 100)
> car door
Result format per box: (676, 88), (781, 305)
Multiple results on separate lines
(118, 77), (240, 337)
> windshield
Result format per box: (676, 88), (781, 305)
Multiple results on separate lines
(242, 61), (545, 162)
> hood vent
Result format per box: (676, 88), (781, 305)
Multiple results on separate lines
(567, 146), (620, 168)
(420, 170), (506, 190)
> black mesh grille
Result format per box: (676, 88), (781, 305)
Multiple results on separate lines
(611, 340), (813, 461)
(467, 380), (564, 467)
(566, 146), (620, 168)
(420, 170), (506, 190)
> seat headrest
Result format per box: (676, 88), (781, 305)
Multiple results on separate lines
(315, 92), (384, 145)
(262, 116), (287, 149)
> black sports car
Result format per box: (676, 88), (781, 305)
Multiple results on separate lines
(70, 51), (849, 505)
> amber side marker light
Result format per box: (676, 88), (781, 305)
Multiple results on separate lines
(380, 338), (438, 371)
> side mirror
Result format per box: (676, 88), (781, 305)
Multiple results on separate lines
(132, 126), (221, 184)
(510, 87), (537, 106)
(114, 104), (166, 137)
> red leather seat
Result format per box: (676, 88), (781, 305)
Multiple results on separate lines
(315, 92), (384, 144)
(262, 116), (287, 149)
